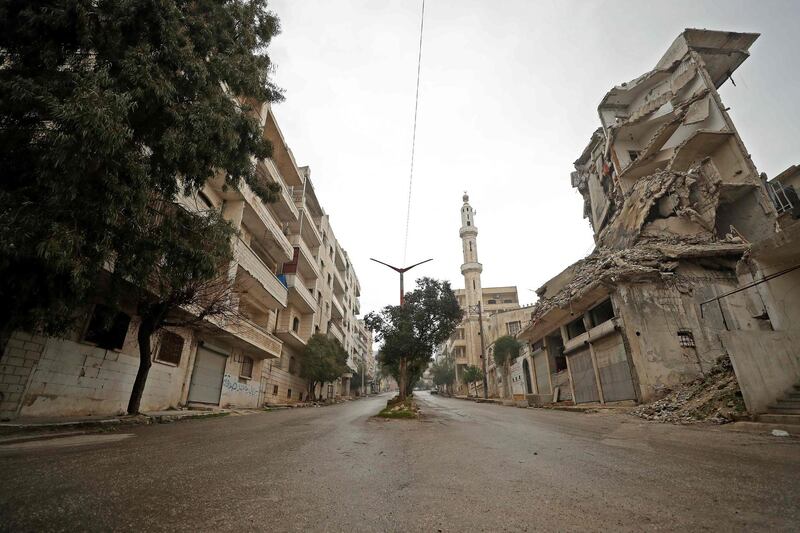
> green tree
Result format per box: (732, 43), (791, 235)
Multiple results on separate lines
(365, 278), (462, 401)
(461, 365), (484, 398)
(430, 359), (455, 395)
(493, 335), (521, 399)
(0, 1), (284, 412)
(300, 334), (348, 401)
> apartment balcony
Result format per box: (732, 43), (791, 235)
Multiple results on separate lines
(240, 181), (294, 264)
(206, 314), (283, 359)
(234, 238), (288, 309)
(280, 273), (317, 314)
(334, 243), (346, 271)
(287, 197), (322, 250)
(274, 323), (307, 350)
(333, 268), (346, 297)
(257, 158), (299, 222)
(331, 297), (344, 320)
(328, 322), (344, 344)
(288, 234), (321, 281)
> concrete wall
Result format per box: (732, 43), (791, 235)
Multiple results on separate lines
(0, 332), (46, 419)
(17, 321), (195, 418)
(614, 272), (754, 401)
(722, 330), (800, 413)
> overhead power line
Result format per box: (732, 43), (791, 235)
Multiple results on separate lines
(402, 0), (425, 264)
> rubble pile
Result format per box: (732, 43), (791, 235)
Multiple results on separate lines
(630, 356), (746, 424)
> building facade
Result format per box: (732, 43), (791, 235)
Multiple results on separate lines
(516, 29), (790, 410)
(0, 104), (367, 419)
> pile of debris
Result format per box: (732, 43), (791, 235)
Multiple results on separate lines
(630, 355), (746, 424)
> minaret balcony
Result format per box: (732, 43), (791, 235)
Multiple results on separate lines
(461, 262), (483, 274)
(459, 226), (478, 238)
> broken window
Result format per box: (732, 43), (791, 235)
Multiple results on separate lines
(678, 330), (696, 347)
(507, 321), (521, 335)
(83, 304), (131, 351)
(155, 331), (184, 365)
(566, 316), (587, 339)
(628, 150), (640, 162)
(531, 339), (544, 352)
(589, 299), (615, 327)
(240, 356), (254, 379)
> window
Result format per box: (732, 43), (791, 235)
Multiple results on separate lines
(467, 221), (471, 226)
(566, 316), (587, 339)
(488, 299), (497, 304)
(289, 356), (297, 374)
(589, 299), (615, 327)
(317, 291), (322, 302)
(156, 331), (184, 365)
(678, 330), (696, 347)
(292, 317), (300, 333)
(503, 299), (513, 304)
(83, 305), (131, 350)
(628, 150), (639, 162)
(473, 280), (476, 290)
(469, 242), (473, 252)
(507, 321), (521, 336)
(531, 339), (544, 352)
(272, 385), (279, 396)
(287, 388), (292, 399)
(240, 356), (254, 379)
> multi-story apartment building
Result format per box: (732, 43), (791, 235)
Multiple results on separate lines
(0, 103), (366, 419)
(516, 29), (790, 410)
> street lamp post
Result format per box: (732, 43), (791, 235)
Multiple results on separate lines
(466, 301), (489, 399)
(370, 258), (433, 306)
(370, 257), (433, 397)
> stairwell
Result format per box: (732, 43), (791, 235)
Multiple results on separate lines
(758, 382), (800, 424)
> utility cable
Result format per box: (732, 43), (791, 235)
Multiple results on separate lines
(403, 0), (425, 264)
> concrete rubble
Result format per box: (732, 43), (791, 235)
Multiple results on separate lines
(630, 355), (746, 424)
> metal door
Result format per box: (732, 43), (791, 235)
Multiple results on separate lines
(187, 345), (228, 404)
(568, 348), (600, 404)
(593, 334), (637, 401)
(533, 350), (550, 394)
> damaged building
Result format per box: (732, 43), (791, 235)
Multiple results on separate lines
(517, 29), (799, 413)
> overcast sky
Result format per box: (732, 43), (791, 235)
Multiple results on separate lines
(267, 0), (800, 317)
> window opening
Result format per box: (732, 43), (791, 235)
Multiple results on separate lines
(83, 305), (131, 351)
(156, 331), (184, 365)
(240, 356), (254, 379)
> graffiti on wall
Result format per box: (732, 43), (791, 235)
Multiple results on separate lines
(222, 373), (260, 397)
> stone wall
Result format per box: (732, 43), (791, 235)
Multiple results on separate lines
(0, 332), (45, 419)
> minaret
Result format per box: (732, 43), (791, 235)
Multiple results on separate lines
(460, 192), (483, 310)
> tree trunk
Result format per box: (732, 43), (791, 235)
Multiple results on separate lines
(504, 360), (511, 399)
(127, 303), (169, 415)
(398, 357), (408, 401)
(128, 319), (154, 415)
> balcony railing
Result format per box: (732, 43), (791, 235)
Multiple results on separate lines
(240, 181), (294, 262)
(328, 322), (344, 343)
(260, 158), (299, 221)
(282, 273), (316, 314)
(234, 239), (288, 308)
(207, 314), (283, 358)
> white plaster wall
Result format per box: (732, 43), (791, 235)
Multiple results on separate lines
(20, 324), (193, 417)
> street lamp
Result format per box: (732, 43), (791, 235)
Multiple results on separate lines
(370, 258), (433, 306)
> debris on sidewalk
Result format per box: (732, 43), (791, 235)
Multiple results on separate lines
(630, 356), (746, 424)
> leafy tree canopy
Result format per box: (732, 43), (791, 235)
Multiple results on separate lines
(461, 365), (483, 385)
(0, 0), (283, 337)
(300, 334), (349, 399)
(493, 335), (521, 367)
(365, 277), (462, 399)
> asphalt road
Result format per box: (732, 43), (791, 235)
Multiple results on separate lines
(1, 392), (798, 532)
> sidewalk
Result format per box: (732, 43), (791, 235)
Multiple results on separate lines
(0, 409), (232, 435)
